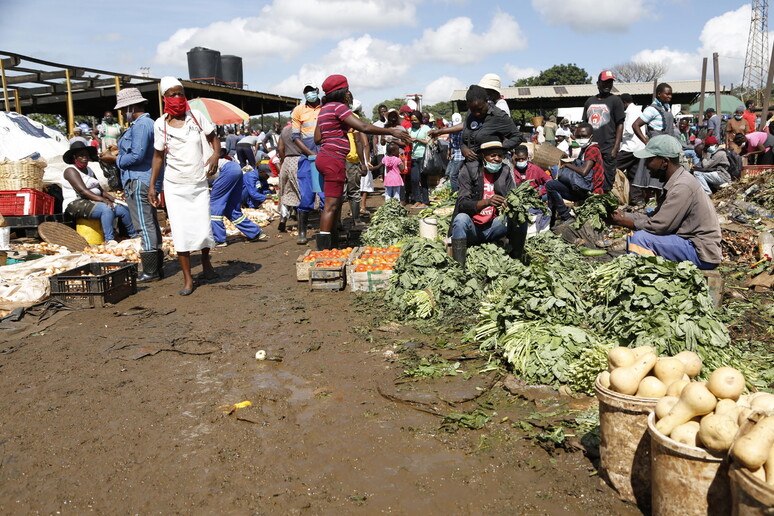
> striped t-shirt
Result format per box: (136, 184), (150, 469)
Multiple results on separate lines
(317, 102), (353, 159)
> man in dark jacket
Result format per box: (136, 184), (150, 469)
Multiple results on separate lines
(450, 139), (527, 264)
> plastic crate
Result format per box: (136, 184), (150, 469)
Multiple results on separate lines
(0, 188), (54, 216)
(49, 262), (138, 308)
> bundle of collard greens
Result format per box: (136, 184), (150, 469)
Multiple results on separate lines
(386, 238), (480, 319)
(361, 199), (419, 247)
(498, 181), (549, 225)
(465, 243), (524, 286)
(573, 193), (619, 230)
(522, 232), (593, 274)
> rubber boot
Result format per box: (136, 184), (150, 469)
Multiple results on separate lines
(157, 249), (165, 279)
(330, 227), (340, 249)
(297, 210), (309, 245)
(137, 251), (161, 283)
(278, 216), (288, 232)
(507, 224), (527, 260)
(451, 238), (467, 267)
(349, 199), (361, 226)
(316, 233), (332, 251)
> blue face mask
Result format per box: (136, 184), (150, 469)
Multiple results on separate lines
(305, 91), (319, 103)
(515, 161), (528, 169)
(484, 161), (502, 173)
(707, 145), (717, 153)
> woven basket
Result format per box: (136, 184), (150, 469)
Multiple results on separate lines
(531, 116), (544, 127)
(532, 143), (566, 170)
(0, 160), (46, 191)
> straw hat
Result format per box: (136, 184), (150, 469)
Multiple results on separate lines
(478, 73), (502, 94)
(114, 88), (148, 110)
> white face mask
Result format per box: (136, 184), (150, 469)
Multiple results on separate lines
(515, 161), (528, 169)
(576, 137), (591, 147)
(707, 145), (717, 153)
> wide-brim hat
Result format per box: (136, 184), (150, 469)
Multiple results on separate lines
(63, 140), (99, 164)
(114, 87), (148, 110)
(478, 73), (502, 94)
(480, 140), (504, 152)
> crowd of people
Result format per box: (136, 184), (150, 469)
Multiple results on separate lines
(59, 69), (768, 295)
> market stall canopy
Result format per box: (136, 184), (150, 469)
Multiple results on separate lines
(188, 98), (249, 125)
(450, 80), (725, 111)
(686, 94), (746, 114)
(0, 51), (299, 119)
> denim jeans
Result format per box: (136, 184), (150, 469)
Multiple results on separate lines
(693, 171), (727, 195)
(91, 202), (136, 241)
(410, 159), (429, 205)
(445, 159), (464, 192)
(545, 179), (588, 220)
(451, 213), (509, 244)
(384, 186), (402, 200)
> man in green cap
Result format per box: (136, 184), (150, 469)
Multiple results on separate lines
(609, 135), (722, 270)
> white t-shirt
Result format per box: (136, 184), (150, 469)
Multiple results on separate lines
(536, 125), (545, 143)
(495, 98), (509, 113)
(373, 120), (387, 155)
(154, 110), (214, 184)
(620, 102), (646, 153)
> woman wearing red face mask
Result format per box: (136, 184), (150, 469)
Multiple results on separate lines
(149, 76), (221, 296)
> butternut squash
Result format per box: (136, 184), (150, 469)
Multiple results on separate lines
(654, 357), (686, 387)
(765, 445), (774, 486)
(674, 350), (702, 378)
(666, 379), (691, 398)
(607, 347), (636, 371)
(738, 407), (753, 427)
(698, 400), (740, 453)
(656, 382), (717, 437)
(732, 416), (774, 470)
(632, 346), (656, 359)
(609, 353), (657, 396)
(655, 396), (679, 420)
(636, 376), (667, 398)
(671, 421), (701, 447)
(598, 371), (611, 389)
(707, 367), (745, 400)
(750, 392), (774, 413)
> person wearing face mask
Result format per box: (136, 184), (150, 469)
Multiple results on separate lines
(108, 87), (165, 282)
(691, 136), (731, 195)
(726, 106), (749, 145)
(544, 123), (605, 226)
(408, 110), (431, 207)
(733, 131), (774, 165)
(582, 70), (625, 192)
(449, 139), (528, 265)
(512, 146), (551, 197)
(97, 111), (122, 152)
(290, 81), (324, 245)
(148, 76), (220, 296)
(609, 135), (721, 270)
(62, 141), (137, 244)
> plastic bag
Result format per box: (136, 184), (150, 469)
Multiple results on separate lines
(422, 141), (445, 176)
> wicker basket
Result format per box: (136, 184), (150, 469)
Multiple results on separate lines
(531, 116), (544, 127)
(0, 159), (47, 191)
(532, 143), (567, 170)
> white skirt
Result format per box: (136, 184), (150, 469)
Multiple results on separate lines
(164, 180), (215, 252)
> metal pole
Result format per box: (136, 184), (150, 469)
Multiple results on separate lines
(698, 58), (708, 126)
(0, 59), (9, 111)
(157, 83), (163, 118)
(652, 79), (657, 98)
(13, 90), (21, 114)
(759, 42), (774, 131)
(713, 52), (721, 115)
(65, 68), (75, 137)
(114, 76), (124, 127)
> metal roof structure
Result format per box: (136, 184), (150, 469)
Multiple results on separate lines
(0, 51), (299, 130)
(450, 80), (726, 111)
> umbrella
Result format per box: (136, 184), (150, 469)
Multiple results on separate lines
(188, 98), (249, 125)
(687, 94), (745, 115)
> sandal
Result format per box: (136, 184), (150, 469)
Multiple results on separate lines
(179, 286), (195, 296)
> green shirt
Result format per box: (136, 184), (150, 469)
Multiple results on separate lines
(410, 125), (430, 159)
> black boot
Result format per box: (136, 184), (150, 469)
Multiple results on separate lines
(138, 251), (161, 283)
(278, 215), (288, 232)
(507, 225), (527, 260)
(349, 200), (361, 226)
(297, 211), (309, 245)
(451, 238), (467, 267)
(316, 233), (332, 251)
(157, 249), (165, 279)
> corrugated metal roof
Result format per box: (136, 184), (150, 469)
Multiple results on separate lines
(450, 80), (717, 102)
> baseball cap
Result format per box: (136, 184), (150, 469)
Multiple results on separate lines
(704, 136), (718, 146)
(399, 105), (412, 114)
(302, 81), (318, 92)
(634, 135), (682, 159)
(598, 70), (615, 81)
(735, 105), (745, 113)
(451, 112), (462, 125)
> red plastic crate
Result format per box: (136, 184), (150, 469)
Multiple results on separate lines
(0, 188), (54, 216)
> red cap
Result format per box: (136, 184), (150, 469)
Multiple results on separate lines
(704, 136), (718, 145)
(598, 70), (615, 81)
(399, 105), (412, 114)
(321, 74), (348, 95)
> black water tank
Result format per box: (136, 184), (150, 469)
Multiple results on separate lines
(187, 47), (221, 85)
(220, 55), (243, 89)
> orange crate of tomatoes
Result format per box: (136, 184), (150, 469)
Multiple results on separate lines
(309, 258), (346, 291)
(296, 247), (358, 281)
(347, 246), (401, 292)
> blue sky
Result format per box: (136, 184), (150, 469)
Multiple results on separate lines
(0, 0), (756, 115)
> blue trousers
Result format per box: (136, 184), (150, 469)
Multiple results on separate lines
(210, 166), (262, 243)
(445, 159), (463, 192)
(236, 146), (256, 169)
(451, 213), (527, 246)
(410, 159), (429, 205)
(627, 230), (718, 270)
(91, 202), (136, 241)
(297, 156), (324, 212)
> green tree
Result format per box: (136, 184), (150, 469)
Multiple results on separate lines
(371, 98), (405, 119)
(513, 64), (591, 87)
(27, 113), (65, 133)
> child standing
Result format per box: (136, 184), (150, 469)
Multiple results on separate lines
(382, 142), (405, 201)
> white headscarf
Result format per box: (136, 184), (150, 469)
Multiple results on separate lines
(160, 76), (183, 94)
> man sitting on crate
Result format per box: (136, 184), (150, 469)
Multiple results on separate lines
(609, 135), (722, 270)
(449, 138), (528, 266)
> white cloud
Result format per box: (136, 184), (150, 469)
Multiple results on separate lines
(632, 5), (764, 85)
(153, 0), (417, 66)
(411, 13), (527, 64)
(422, 76), (466, 105)
(532, 0), (651, 33)
(503, 65), (540, 83)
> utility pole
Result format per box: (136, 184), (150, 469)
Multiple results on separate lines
(742, 0), (769, 105)
(713, 53), (721, 115)
(698, 58), (708, 126)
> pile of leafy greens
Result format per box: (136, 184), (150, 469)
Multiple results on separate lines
(573, 193), (619, 230)
(498, 181), (548, 225)
(360, 199), (419, 247)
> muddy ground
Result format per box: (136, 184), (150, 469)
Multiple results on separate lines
(0, 208), (641, 515)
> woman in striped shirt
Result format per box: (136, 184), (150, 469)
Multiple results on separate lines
(314, 74), (409, 250)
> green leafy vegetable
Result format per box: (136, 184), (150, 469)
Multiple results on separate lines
(498, 181), (549, 226)
(573, 193), (619, 230)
